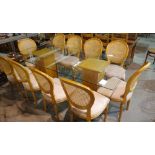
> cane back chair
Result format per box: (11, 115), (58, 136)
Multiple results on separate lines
(59, 35), (82, 79)
(8, 59), (40, 106)
(84, 38), (103, 59)
(60, 77), (110, 122)
(18, 38), (37, 60)
(97, 62), (151, 121)
(0, 56), (22, 91)
(105, 40), (129, 80)
(30, 67), (67, 120)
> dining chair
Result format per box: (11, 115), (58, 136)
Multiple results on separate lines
(144, 48), (155, 64)
(59, 35), (82, 78)
(105, 40), (129, 80)
(0, 56), (21, 90)
(84, 38), (103, 59)
(60, 77), (110, 122)
(95, 33), (110, 47)
(111, 33), (128, 42)
(97, 62), (151, 121)
(52, 33), (66, 61)
(8, 59), (40, 106)
(18, 38), (37, 59)
(30, 67), (67, 120)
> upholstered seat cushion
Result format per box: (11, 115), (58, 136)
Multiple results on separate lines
(105, 64), (126, 80)
(42, 78), (67, 104)
(54, 52), (64, 61)
(22, 68), (40, 91)
(71, 91), (110, 120)
(97, 77), (133, 102)
(59, 56), (79, 67)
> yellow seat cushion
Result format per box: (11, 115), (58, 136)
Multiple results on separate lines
(71, 91), (110, 120)
(42, 78), (67, 104)
(105, 64), (126, 80)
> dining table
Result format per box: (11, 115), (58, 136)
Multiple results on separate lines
(24, 46), (110, 91)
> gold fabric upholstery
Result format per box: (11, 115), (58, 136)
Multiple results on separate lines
(105, 64), (126, 80)
(84, 38), (103, 59)
(106, 40), (129, 65)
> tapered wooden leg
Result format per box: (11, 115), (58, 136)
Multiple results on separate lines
(31, 91), (37, 108)
(43, 97), (47, 112)
(144, 51), (149, 63)
(72, 69), (75, 80)
(153, 57), (155, 64)
(104, 105), (109, 122)
(70, 111), (74, 122)
(24, 89), (29, 102)
(126, 100), (131, 111)
(118, 103), (123, 122)
(54, 104), (59, 121)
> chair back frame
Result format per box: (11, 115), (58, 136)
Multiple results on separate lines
(52, 33), (65, 53)
(18, 38), (37, 59)
(84, 38), (103, 59)
(123, 62), (151, 103)
(66, 35), (82, 57)
(30, 67), (56, 104)
(106, 40), (129, 66)
(8, 59), (36, 93)
(60, 77), (95, 121)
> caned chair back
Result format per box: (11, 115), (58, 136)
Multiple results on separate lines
(8, 59), (29, 82)
(18, 38), (37, 58)
(30, 67), (56, 102)
(84, 38), (103, 59)
(106, 40), (129, 66)
(66, 35), (82, 57)
(0, 56), (13, 75)
(123, 62), (150, 100)
(52, 34), (65, 52)
(60, 78), (95, 112)
(30, 67), (53, 94)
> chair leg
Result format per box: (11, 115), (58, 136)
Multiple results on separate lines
(126, 100), (131, 111)
(31, 91), (37, 108)
(53, 104), (59, 121)
(118, 103), (123, 122)
(43, 97), (47, 112)
(9, 81), (14, 93)
(24, 89), (29, 102)
(72, 69), (75, 80)
(103, 105), (109, 122)
(144, 51), (149, 63)
(70, 111), (74, 122)
(153, 57), (155, 64)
